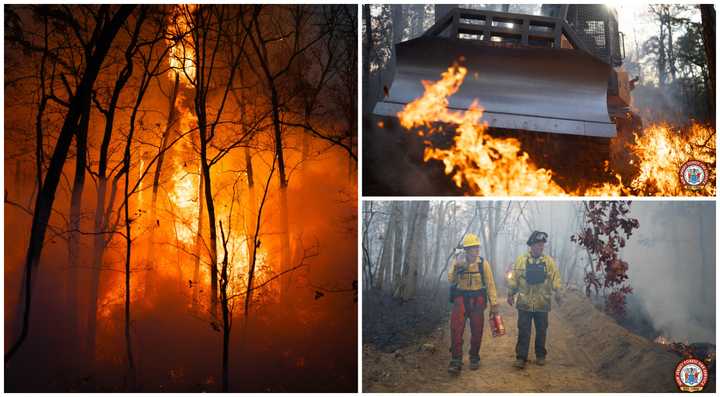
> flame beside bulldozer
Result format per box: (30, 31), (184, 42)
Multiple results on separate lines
(395, 64), (716, 197)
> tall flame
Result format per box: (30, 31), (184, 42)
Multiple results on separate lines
(167, 5), (196, 83)
(399, 65), (566, 196)
(397, 65), (716, 196)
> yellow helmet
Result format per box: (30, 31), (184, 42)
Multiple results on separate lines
(462, 233), (481, 248)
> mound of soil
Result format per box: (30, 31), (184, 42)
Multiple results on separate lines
(559, 291), (687, 392)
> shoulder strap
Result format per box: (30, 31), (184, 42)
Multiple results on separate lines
(478, 257), (485, 286)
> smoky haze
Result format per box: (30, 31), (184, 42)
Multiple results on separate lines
(364, 201), (715, 345)
(624, 202), (715, 343)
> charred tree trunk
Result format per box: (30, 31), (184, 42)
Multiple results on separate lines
(245, 156), (276, 316)
(269, 85), (292, 300)
(218, 221), (231, 392)
(67, 98), (90, 354)
(243, 146), (256, 269)
(5, 5), (135, 364)
(193, 8), (220, 315)
(192, 170), (205, 311)
(198, 123), (219, 315)
(88, 9), (143, 364)
(122, 129), (136, 390)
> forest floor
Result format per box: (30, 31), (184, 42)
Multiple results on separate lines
(363, 290), (715, 393)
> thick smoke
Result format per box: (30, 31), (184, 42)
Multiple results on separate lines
(623, 201), (715, 343)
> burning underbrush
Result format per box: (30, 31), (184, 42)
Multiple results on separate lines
(396, 65), (716, 197)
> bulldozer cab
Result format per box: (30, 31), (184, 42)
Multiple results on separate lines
(372, 4), (634, 138)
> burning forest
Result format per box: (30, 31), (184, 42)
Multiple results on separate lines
(362, 200), (715, 392)
(363, 4), (716, 196)
(4, 5), (357, 392)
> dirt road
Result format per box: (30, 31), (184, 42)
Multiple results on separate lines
(363, 291), (697, 393)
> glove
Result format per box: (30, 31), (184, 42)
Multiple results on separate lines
(490, 304), (499, 315)
(506, 294), (514, 307)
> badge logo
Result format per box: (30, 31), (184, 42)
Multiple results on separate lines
(679, 160), (708, 190)
(675, 358), (708, 392)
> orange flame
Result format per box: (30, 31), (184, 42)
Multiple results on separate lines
(398, 65), (715, 196)
(398, 65), (565, 196)
(629, 123), (715, 196)
(167, 5), (196, 83)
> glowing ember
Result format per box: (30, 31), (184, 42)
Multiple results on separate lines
(398, 65), (716, 196)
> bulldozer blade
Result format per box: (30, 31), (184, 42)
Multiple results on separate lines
(373, 36), (616, 138)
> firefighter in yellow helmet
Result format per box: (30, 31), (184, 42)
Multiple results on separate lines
(447, 233), (499, 374)
(507, 231), (563, 369)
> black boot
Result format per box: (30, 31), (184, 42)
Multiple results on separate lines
(448, 358), (462, 375)
(469, 356), (480, 370)
(513, 358), (526, 369)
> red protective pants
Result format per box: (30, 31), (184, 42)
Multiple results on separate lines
(450, 294), (485, 359)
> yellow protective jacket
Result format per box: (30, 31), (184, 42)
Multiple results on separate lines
(448, 255), (498, 306)
(507, 252), (562, 312)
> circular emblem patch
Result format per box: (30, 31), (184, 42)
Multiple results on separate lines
(675, 358), (708, 392)
(679, 160), (708, 190)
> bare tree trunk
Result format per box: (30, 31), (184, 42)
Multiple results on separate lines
(218, 221), (231, 392)
(194, 11), (219, 314)
(395, 201), (429, 300)
(269, 86), (292, 300)
(391, 202), (405, 290)
(5, 5), (135, 364)
(245, 156), (276, 316)
(123, 139), (136, 390)
(666, 8), (676, 81)
(243, 146), (256, 271)
(146, 72), (181, 296)
(199, 135), (219, 314)
(87, 16), (141, 359)
(362, 4), (373, 113)
(430, 202), (445, 279)
(67, 99), (89, 352)
(657, 10), (667, 85)
(375, 204), (396, 291)
(701, 4), (715, 121)
(192, 171), (205, 311)
(417, 206), (428, 287)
